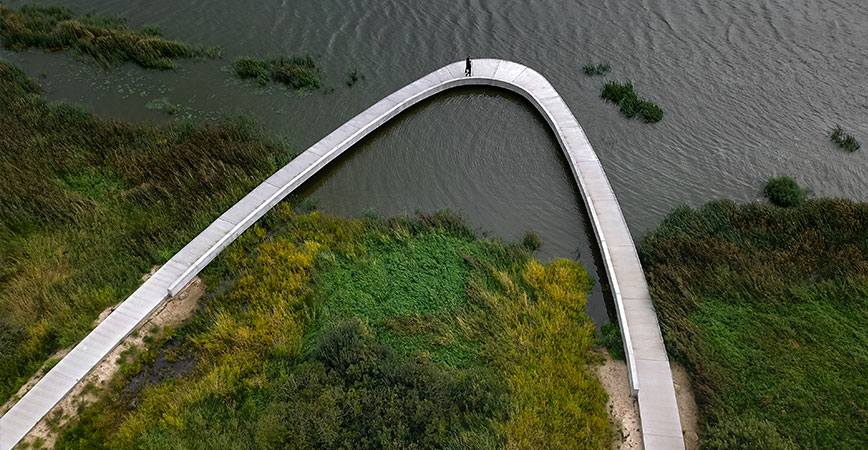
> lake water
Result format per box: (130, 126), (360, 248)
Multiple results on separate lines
(3, 0), (867, 325)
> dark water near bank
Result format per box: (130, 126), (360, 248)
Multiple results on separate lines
(2, 0), (867, 324)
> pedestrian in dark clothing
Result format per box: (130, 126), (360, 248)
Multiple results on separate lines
(465, 56), (472, 76)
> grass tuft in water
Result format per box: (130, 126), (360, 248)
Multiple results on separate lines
(830, 124), (860, 151)
(233, 55), (322, 91)
(0, 5), (220, 69)
(582, 63), (610, 76)
(601, 80), (664, 123)
(144, 97), (179, 115)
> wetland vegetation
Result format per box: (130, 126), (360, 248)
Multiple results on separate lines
(233, 55), (322, 91)
(640, 189), (868, 449)
(601, 81), (664, 123)
(582, 63), (610, 76)
(830, 125), (860, 152)
(0, 61), (295, 405)
(57, 208), (612, 449)
(0, 4), (219, 69)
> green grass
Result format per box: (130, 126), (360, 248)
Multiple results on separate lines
(0, 4), (219, 69)
(144, 97), (179, 115)
(582, 63), (610, 76)
(639, 195), (868, 449)
(601, 80), (664, 123)
(0, 61), (297, 405)
(233, 55), (322, 90)
(57, 209), (612, 449)
(830, 125), (860, 151)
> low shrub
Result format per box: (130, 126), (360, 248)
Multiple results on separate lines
(600, 322), (624, 360)
(763, 176), (807, 207)
(521, 231), (542, 251)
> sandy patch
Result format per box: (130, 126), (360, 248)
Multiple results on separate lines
(597, 352), (643, 449)
(8, 267), (204, 449)
(597, 353), (699, 450)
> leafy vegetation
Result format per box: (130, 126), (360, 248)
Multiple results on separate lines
(582, 63), (610, 76)
(600, 322), (624, 360)
(0, 4), (219, 69)
(763, 176), (808, 207)
(601, 80), (664, 123)
(0, 61), (296, 405)
(830, 125), (860, 152)
(57, 208), (612, 449)
(233, 55), (322, 90)
(639, 195), (868, 449)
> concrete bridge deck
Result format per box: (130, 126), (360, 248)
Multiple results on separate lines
(0, 59), (684, 449)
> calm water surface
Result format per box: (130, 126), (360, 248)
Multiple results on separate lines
(2, 0), (867, 324)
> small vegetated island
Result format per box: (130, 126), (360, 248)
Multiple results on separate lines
(640, 177), (868, 449)
(0, 4), (219, 69)
(58, 208), (611, 449)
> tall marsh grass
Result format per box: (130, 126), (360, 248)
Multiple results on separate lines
(234, 55), (322, 91)
(0, 5), (219, 69)
(0, 61), (295, 404)
(601, 80), (664, 123)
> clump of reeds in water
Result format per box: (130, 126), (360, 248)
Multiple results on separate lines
(345, 68), (363, 87)
(601, 81), (664, 123)
(0, 5), (220, 69)
(582, 63), (610, 76)
(233, 55), (322, 91)
(830, 125), (860, 152)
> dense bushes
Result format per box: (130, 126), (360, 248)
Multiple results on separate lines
(234, 55), (322, 90)
(58, 209), (611, 449)
(0, 62), (296, 404)
(640, 197), (868, 449)
(0, 5), (218, 69)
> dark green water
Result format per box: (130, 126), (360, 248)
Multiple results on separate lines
(2, 0), (866, 324)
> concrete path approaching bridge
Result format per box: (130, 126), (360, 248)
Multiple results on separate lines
(0, 59), (684, 449)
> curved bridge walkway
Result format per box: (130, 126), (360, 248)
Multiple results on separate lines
(0, 59), (684, 450)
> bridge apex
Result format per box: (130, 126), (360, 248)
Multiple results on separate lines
(0, 60), (684, 450)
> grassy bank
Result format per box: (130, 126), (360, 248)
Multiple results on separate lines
(234, 56), (322, 90)
(57, 209), (612, 449)
(0, 61), (296, 405)
(639, 197), (868, 449)
(0, 4), (218, 69)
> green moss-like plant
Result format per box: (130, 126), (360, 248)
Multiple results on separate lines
(233, 55), (321, 91)
(830, 124), (861, 151)
(601, 81), (664, 123)
(0, 5), (219, 69)
(763, 176), (807, 207)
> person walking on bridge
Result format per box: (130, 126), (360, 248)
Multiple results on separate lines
(465, 56), (472, 76)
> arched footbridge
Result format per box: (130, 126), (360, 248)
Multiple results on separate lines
(0, 59), (685, 450)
